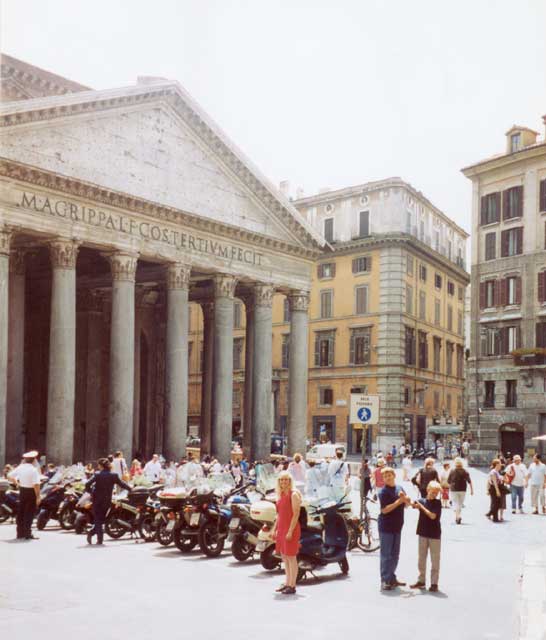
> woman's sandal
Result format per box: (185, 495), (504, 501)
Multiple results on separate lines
(275, 584), (286, 592)
(282, 586), (296, 595)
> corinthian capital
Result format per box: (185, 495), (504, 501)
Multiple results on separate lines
(0, 226), (12, 256)
(49, 238), (80, 269)
(253, 283), (275, 308)
(288, 290), (310, 312)
(165, 262), (191, 290)
(213, 273), (237, 299)
(108, 252), (138, 282)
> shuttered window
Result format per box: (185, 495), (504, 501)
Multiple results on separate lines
(536, 322), (546, 348)
(456, 345), (464, 378)
(355, 286), (368, 315)
(500, 227), (523, 257)
(480, 192), (501, 225)
(405, 327), (416, 365)
(540, 179), (546, 213)
(233, 338), (244, 370)
(283, 297), (291, 322)
(433, 337), (442, 372)
(320, 290), (333, 318)
(350, 327), (371, 365)
(502, 186), (523, 220)
(418, 331), (428, 369)
(481, 326), (521, 356)
(315, 331), (335, 367)
(538, 272), (546, 303)
(446, 341), (454, 375)
(317, 262), (336, 279)
(480, 280), (498, 309)
(281, 335), (289, 369)
(358, 211), (370, 237)
(485, 232), (496, 260)
(352, 256), (371, 273)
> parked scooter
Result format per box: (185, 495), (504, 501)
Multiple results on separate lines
(58, 484), (85, 530)
(36, 472), (69, 530)
(73, 492), (94, 534)
(105, 485), (162, 540)
(0, 478), (19, 523)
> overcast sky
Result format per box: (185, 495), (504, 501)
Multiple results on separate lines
(2, 0), (546, 233)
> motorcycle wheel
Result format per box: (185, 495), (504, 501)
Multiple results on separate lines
(260, 544), (280, 571)
(231, 535), (254, 562)
(346, 522), (358, 551)
(36, 510), (49, 531)
(156, 521), (174, 546)
(198, 521), (225, 557)
(0, 506), (10, 524)
(339, 557), (350, 575)
(74, 513), (89, 535)
(105, 516), (125, 539)
(357, 517), (380, 552)
(296, 568), (307, 583)
(173, 526), (197, 553)
(59, 505), (75, 530)
(138, 515), (156, 542)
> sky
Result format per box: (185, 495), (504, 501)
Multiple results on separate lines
(1, 0), (546, 234)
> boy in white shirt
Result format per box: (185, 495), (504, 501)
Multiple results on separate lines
(505, 454), (527, 514)
(527, 454), (546, 515)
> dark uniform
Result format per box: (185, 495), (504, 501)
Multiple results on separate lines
(85, 470), (131, 543)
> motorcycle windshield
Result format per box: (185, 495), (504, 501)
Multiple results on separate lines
(254, 464), (277, 495)
(304, 461), (350, 509)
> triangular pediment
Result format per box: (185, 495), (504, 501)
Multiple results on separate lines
(0, 83), (323, 250)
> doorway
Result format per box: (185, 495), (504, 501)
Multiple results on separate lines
(312, 416), (336, 444)
(500, 423), (524, 457)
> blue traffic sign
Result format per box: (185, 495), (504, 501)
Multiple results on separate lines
(357, 407), (372, 422)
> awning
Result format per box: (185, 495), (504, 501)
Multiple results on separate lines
(428, 426), (463, 435)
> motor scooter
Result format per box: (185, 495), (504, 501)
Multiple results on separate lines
(0, 478), (19, 523)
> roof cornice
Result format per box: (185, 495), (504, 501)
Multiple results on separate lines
(0, 158), (322, 260)
(461, 142), (546, 178)
(0, 53), (91, 94)
(0, 82), (324, 251)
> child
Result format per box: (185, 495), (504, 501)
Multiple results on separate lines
(439, 461), (451, 508)
(410, 480), (442, 592)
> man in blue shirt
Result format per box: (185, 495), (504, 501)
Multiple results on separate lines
(378, 466), (411, 591)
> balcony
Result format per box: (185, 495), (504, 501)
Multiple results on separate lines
(511, 348), (546, 366)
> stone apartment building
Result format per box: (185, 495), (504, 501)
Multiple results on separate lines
(463, 116), (546, 462)
(188, 178), (469, 455)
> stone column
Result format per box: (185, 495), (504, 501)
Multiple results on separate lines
(251, 284), (274, 461)
(0, 228), (11, 467)
(200, 302), (214, 456)
(46, 239), (79, 464)
(242, 296), (254, 456)
(85, 291), (104, 462)
(164, 262), (191, 461)
(108, 252), (138, 457)
(211, 274), (236, 463)
(6, 250), (26, 462)
(287, 290), (310, 456)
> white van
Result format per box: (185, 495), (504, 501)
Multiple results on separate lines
(306, 443), (346, 462)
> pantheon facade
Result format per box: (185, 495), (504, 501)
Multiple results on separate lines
(0, 55), (324, 466)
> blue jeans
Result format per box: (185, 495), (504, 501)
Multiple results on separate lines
(510, 485), (524, 510)
(379, 531), (401, 584)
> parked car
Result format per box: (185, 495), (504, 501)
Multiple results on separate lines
(306, 443), (346, 462)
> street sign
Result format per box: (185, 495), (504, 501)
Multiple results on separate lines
(350, 394), (380, 425)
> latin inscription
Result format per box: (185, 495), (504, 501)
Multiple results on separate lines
(19, 192), (264, 266)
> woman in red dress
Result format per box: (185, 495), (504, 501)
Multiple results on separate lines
(271, 471), (302, 595)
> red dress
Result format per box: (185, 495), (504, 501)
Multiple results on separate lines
(275, 491), (301, 556)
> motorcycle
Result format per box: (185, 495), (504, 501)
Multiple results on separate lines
(172, 485), (212, 553)
(105, 485), (162, 540)
(73, 492), (94, 534)
(58, 484), (85, 530)
(155, 486), (191, 547)
(36, 472), (68, 530)
(0, 478), (19, 523)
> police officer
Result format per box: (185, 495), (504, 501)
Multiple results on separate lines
(8, 450), (41, 540)
(85, 457), (131, 545)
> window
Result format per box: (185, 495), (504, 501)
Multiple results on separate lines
(446, 394), (452, 414)
(538, 272), (546, 303)
(317, 262), (336, 279)
(319, 387), (334, 406)
(352, 256), (371, 273)
(481, 325), (521, 356)
(350, 327), (371, 365)
(434, 230), (440, 252)
(503, 186), (523, 220)
(418, 331), (428, 369)
(281, 335), (289, 369)
(419, 264), (427, 282)
(234, 302), (242, 329)
(233, 337), (244, 370)
(405, 327), (416, 365)
(480, 192), (501, 225)
(447, 305), (453, 332)
(233, 389), (241, 408)
(406, 285), (413, 315)
(456, 345), (464, 378)
(506, 380), (517, 408)
(501, 227), (523, 257)
(540, 179), (546, 213)
(504, 276), (521, 305)
(417, 389), (425, 408)
(433, 391), (440, 411)
(358, 211), (370, 237)
(507, 326), (519, 352)
(480, 279), (497, 309)
(404, 387), (412, 406)
(484, 381), (495, 408)
(434, 300), (441, 325)
(446, 341), (454, 376)
(433, 337), (442, 372)
(419, 291), (426, 320)
(447, 281), (455, 296)
(458, 285), (464, 301)
(324, 217), (334, 243)
(457, 311), (463, 336)
(510, 133), (521, 153)
(315, 331), (335, 367)
(320, 290), (333, 318)
(283, 297), (291, 323)
(406, 211), (412, 233)
(434, 273), (442, 290)
(536, 322), (546, 348)
(407, 255), (414, 275)
(355, 286), (368, 315)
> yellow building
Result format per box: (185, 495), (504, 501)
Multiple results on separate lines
(187, 178), (469, 455)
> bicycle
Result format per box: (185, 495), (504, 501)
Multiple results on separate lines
(346, 495), (380, 552)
